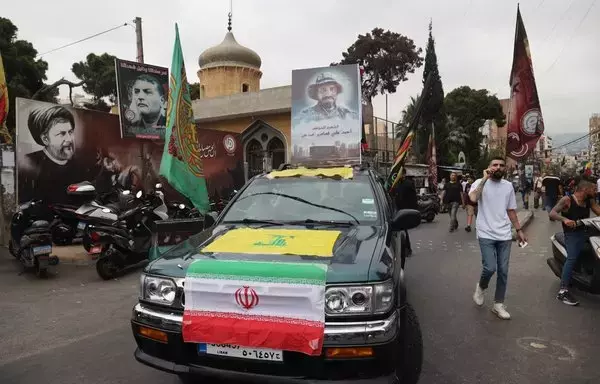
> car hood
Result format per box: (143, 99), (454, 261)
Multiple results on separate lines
(146, 224), (393, 284)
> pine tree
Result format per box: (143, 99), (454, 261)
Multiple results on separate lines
(416, 20), (447, 164)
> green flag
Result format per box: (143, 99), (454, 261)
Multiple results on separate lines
(160, 24), (210, 213)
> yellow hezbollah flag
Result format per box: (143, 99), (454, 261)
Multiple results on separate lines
(0, 52), (11, 144)
(201, 228), (341, 257)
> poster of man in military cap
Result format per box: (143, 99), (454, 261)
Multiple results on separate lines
(115, 58), (168, 140)
(291, 64), (362, 165)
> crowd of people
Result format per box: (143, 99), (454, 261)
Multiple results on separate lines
(398, 160), (598, 316)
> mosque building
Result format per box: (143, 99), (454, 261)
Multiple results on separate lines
(192, 16), (292, 179)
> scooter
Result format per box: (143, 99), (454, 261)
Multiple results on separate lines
(86, 188), (169, 280)
(417, 194), (439, 223)
(49, 181), (133, 246)
(548, 217), (600, 294)
(9, 200), (59, 277)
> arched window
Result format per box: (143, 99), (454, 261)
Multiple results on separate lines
(242, 83), (249, 93)
(267, 137), (285, 170)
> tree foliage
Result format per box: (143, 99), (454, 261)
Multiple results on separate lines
(0, 17), (57, 140)
(189, 82), (200, 100)
(332, 27), (423, 103)
(71, 53), (117, 110)
(444, 86), (506, 167)
(418, 21), (449, 165)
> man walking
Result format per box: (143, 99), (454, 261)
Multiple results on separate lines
(442, 172), (463, 232)
(463, 176), (477, 232)
(469, 157), (528, 319)
(542, 172), (563, 214)
(549, 177), (600, 306)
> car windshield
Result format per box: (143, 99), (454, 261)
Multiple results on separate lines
(222, 176), (379, 224)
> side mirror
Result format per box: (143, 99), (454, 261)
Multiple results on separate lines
(204, 211), (218, 228)
(122, 190), (131, 196)
(391, 209), (421, 231)
(136, 190), (143, 199)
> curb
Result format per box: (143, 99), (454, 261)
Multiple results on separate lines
(512, 210), (534, 241)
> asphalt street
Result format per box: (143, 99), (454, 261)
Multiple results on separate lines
(0, 208), (599, 384)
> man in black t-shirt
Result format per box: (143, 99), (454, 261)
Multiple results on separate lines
(442, 172), (464, 232)
(542, 174), (563, 214)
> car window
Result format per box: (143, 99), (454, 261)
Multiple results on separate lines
(222, 177), (379, 223)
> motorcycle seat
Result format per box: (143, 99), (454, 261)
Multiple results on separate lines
(31, 220), (50, 228)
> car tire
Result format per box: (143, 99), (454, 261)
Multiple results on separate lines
(397, 303), (423, 384)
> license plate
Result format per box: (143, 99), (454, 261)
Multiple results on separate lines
(77, 222), (86, 230)
(89, 246), (102, 254)
(198, 343), (283, 362)
(32, 245), (52, 256)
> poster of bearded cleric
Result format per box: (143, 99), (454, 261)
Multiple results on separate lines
(115, 58), (168, 140)
(15, 98), (159, 205)
(291, 64), (362, 165)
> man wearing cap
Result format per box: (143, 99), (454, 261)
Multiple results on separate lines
(297, 72), (359, 123)
(19, 105), (84, 204)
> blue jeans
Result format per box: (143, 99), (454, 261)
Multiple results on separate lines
(545, 195), (557, 212)
(561, 231), (590, 288)
(448, 202), (459, 230)
(478, 238), (512, 303)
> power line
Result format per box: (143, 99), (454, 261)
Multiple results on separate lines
(36, 22), (130, 58)
(545, 0), (597, 72)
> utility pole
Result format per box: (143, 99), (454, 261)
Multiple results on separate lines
(134, 17), (149, 190)
(135, 17), (144, 64)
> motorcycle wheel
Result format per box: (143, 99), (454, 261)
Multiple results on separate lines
(35, 258), (48, 278)
(9, 240), (17, 258)
(425, 212), (435, 222)
(96, 256), (120, 280)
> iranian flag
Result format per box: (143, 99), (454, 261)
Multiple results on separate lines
(182, 259), (327, 356)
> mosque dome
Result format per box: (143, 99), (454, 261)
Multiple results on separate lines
(198, 31), (262, 70)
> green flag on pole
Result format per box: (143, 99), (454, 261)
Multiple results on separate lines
(160, 24), (210, 213)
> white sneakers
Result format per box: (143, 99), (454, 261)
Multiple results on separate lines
(491, 303), (511, 320)
(473, 283), (485, 306)
(473, 283), (511, 320)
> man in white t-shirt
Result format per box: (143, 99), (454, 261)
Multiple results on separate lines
(468, 156), (528, 320)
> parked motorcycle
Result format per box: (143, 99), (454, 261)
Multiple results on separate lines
(417, 194), (439, 222)
(9, 200), (59, 277)
(49, 181), (134, 246)
(548, 217), (600, 294)
(86, 188), (169, 280)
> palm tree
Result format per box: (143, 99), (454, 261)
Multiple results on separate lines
(444, 115), (469, 147)
(396, 95), (422, 139)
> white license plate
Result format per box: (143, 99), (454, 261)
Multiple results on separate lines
(77, 222), (86, 230)
(33, 245), (52, 255)
(198, 343), (283, 362)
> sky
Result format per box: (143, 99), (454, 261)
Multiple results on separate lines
(5, 0), (599, 136)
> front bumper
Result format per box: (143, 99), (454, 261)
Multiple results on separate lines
(131, 303), (401, 383)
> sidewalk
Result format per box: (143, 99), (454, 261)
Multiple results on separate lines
(52, 244), (98, 265)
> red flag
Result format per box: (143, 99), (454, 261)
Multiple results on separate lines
(427, 124), (437, 192)
(506, 5), (544, 160)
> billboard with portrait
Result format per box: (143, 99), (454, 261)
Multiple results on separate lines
(115, 58), (168, 140)
(291, 64), (362, 165)
(15, 98), (244, 208)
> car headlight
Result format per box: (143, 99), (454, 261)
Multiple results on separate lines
(141, 274), (177, 305)
(325, 280), (394, 316)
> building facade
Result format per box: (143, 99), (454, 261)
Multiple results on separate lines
(589, 113), (600, 172)
(192, 23), (292, 179)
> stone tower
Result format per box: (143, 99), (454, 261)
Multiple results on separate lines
(197, 13), (262, 99)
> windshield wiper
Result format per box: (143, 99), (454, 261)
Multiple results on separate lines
(222, 218), (285, 226)
(237, 192), (361, 224)
(288, 219), (356, 227)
